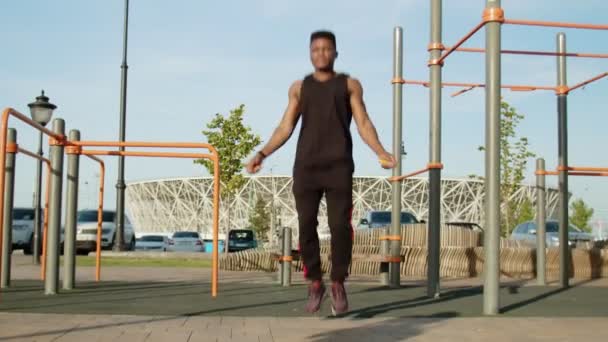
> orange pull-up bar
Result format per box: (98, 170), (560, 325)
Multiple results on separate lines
(536, 166), (608, 177)
(66, 140), (221, 298)
(446, 47), (608, 59)
(0, 108), (62, 289)
(433, 8), (608, 67)
(393, 78), (557, 97)
(389, 163), (444, 182)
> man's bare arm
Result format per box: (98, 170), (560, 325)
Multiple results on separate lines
(259, 81), (302, 156)
(349, 78), (390, 157)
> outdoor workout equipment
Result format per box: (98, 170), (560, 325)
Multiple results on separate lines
(388, 0), (607, 314)
(0, 109), (221, 298)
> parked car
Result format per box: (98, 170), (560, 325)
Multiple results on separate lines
(75, 210), (136, 255)
(135, 235), (169, 251)
(510, 220), (593, 247)
(167, 231), (204, 252)
(11, 207), (41, 255)
(227, 229), (258, 252)
(357, 210), (419, 229)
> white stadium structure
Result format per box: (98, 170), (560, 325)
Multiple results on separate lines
(125, 175), (560, 239)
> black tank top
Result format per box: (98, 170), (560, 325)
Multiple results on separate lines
(294, 73), (354, 171)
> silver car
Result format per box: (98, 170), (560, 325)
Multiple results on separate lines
(511, 220), (593, 247)
(167, 231), (204, 252)
(135, 235), (169, 251)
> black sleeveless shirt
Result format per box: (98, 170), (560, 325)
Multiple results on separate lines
(294, 73), (354, 171)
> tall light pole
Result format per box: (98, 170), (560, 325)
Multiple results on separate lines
(115, 0), (130, 251)
(28, 91), (56, 264)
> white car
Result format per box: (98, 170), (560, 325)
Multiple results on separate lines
(11, 208), (39, 255)
(75, 210), (135, 255)
(135, 235), (169, 251)
(167, 231), (204, 252)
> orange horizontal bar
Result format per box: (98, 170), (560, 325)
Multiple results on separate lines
(403, 80), (555, 90)
(567, 72), (608, 94)
(437, 21), (487, 65)
(401, 79), (556, 97)
(71, 140), (215, 150)
(537, 170), (608, 177)
(81, 150), (213, 159)
(2, 108), (62, 140)
(504, 19), (608, 31)
(449, 47), (608, 59)
(379, 235), (402, 241)
(569, 172), (608, 177)
(389, 167), (430, 182)
(566, 166), (608, 172)
(17, 147), (51, 165)
(536, 170), (559, 176)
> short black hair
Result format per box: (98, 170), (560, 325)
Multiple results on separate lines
(310, 30), (336, 48)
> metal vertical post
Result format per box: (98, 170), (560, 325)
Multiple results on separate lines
(536, 158), (546, 286)
(281, 227), (292, 287)
(277, 227), (284, 284)
(484, 0), (502, 315)
(379, 227), (390, 285)
(1, 129), (17, 288)
(115, 0), (130, 251)
(556, 32), (569, 288)
(45, 119), (65, 295)
(33, 131), (43, 264)
(63, 130), (80, 290)
(428, 0), (443, 299)
(390, 26), (403, 288)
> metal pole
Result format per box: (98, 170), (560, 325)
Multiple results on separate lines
(33, 131), (43, 264)
(1, 129), (17, 288)
(45, 119), (65, 295)
(536, 158), (546, 286)
(277, 227), (284, 284)
(428, 0), (443, 299)
(390, 26), (403, 288)
(282, 226), (292, 287)
(556, 32), (569, 288)
(379, 227), (389, 285)
(484, 0), (502, 315)
(63, 130), (80, 290)
(114, 0), (129, 251)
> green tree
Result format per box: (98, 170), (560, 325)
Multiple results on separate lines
(479, 100), (536, 236)
(249, 195), (271, 242)
(195, 104), (262, 236)
(515, 198), (535, 227)
(570, 198), (594, 232)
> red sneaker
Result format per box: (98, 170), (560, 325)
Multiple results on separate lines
(305, 280), (326, 313)
(330, 281), (349, 315)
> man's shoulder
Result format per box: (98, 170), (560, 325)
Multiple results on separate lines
(345, 75), (362, 92)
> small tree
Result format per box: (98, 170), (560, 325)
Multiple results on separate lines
(570, 198), (594, 232)
(479, 100), (536, 236)
(195, 104), (261, 243)
(249, 195), (271, 242)
(516, 198), (535, 227)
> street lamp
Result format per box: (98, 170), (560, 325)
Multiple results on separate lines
(28, 90), (56, 264)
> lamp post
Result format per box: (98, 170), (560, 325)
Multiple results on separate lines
(115, 0), (130, 251)
(28, 90), (56, 264)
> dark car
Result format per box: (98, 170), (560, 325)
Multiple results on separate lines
(228, 229), (258, 252)
(357, 210), (419, 229)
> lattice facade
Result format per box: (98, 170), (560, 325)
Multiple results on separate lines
(125, 176), (560, 239)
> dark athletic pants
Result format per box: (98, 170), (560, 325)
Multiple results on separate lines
(293, 164), (353, 282)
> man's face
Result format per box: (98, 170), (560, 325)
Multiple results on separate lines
(310, 38), (337, 71)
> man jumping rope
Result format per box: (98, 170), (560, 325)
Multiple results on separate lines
(245, 30), (395, 315)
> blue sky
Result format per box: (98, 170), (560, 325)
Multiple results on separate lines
(1, 1), (607, 221)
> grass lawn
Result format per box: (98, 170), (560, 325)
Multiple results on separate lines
(59, 256), (212, 268)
